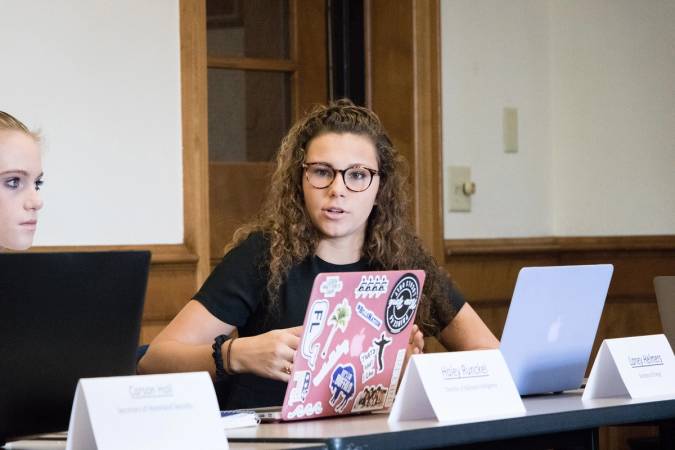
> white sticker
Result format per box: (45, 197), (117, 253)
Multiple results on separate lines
(355, 275), (389, 299)
(320, 299), (352, 359)
(288, 370), (311, 406)
(359, 345), (378, 383)
(313, 339), (350, 386)
(320, 275), (344, 298)
(355, 302), (383, 330)
(301, 299), (329, 370)
(384, 348), (407, 408)
(287, 401), (323, 419)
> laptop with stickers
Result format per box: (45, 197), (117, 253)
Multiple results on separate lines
(274, 269), (425, 421)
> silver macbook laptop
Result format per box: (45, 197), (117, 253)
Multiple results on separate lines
(654, 276), (675, 351)
(500, 264), (614, 395)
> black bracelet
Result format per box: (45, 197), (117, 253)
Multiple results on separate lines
(212, 334), (230, 381)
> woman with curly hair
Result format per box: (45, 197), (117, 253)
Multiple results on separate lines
(139, 100), (498, 409)
(0, 111), (44, 251)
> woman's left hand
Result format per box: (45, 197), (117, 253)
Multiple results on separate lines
(406, 324), (424, 358)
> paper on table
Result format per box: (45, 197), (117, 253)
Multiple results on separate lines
(220, 410), (260, 429)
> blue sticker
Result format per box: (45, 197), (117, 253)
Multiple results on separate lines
(329, 364), (356, 413)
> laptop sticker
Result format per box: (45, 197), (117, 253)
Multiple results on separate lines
(320, 299), (352, 359)
(384, 348), (407, 408)
(356, 302), (383, 330)
(329, 364), (356, 413)
(351, 384), (388, 413)
(301, 299), (330, 370)
(313, 339), (350, 386)
(385, 273), (420, 334)
(373, 332), (392, 373)
(287, 401), (323, 420)
(355, 275), (390, 299)
(359, 345), (378, 383)
(288, 370), (311, 406)
(320, 275), (343, 298)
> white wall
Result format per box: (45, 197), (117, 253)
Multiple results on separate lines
(441, 0), (552, 238)
(550, 0), (675, 236)
(442, 0), (675, 239)
(0, 0), (183, 245)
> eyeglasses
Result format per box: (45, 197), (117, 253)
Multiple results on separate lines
(302, 162), (380, 192)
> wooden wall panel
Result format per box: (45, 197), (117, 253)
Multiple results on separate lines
(209, 162), (275, 260)
(180, 0), (211, 284)
(444, 236), (675, 343)
(294, 0), (328, 116)
(367, 0), (444, 260)
(30, 244), (199, 344)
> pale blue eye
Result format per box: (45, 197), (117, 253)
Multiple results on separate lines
(4, 178), (21, 189)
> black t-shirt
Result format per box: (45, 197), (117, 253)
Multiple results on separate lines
(194, 232), (466, 409)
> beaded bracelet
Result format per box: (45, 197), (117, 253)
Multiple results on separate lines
(212, 334), (230, 381)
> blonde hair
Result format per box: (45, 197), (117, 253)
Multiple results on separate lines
(0, 111), (40, 142)
(228, 100), (458, 336)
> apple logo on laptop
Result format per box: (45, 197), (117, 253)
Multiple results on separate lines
(547, 315), (563, 343)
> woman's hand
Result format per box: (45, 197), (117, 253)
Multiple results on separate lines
(229, 326), (303, 382)
(407, 324), (424, 358)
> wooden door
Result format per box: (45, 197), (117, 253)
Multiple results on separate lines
(206, 0), (328, 264)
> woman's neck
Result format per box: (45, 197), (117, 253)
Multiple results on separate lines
(315, 236), (364, 265)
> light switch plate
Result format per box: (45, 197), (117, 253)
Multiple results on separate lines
(447, 166), (471, 212)
(503, 107), (518, 153)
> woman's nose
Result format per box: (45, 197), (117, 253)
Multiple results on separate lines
(25, 188), (44, 211)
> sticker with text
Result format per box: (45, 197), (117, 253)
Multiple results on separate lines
(288, 370), (311, 406)
(355, 275), (389, 299)
(359, 345), (378, 383)
(384, 348), (407, 408)
(287, 401), (323, 419)
(319, 275), (343, 298)
(320, 299), (352, 359)
(329, 364), (356, 413)
(313, 339), (349, 386)
(356, 302), (383, 330)
(301, 299), (329, 370)
(351, 384), (388, 413)
(385, 273), (420, 334)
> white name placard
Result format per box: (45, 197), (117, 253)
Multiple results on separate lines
(66, 372), (228, 450)
(583, 334), (675, 401)
(388, 350), (525, 423)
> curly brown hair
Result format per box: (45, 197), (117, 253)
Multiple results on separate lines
(229, 100), (457, 337)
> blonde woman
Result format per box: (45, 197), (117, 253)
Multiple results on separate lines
(139, 100), (498, 409)
(0, 111), (43, 250)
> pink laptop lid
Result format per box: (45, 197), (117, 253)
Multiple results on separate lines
(281, 270), (425, 421)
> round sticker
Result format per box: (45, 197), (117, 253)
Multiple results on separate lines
(385, 273), (420, 334)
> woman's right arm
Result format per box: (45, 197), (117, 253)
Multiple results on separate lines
(137, 300), (302, 382)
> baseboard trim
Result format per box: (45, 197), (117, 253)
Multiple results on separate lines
(445, 235), (675, 257)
